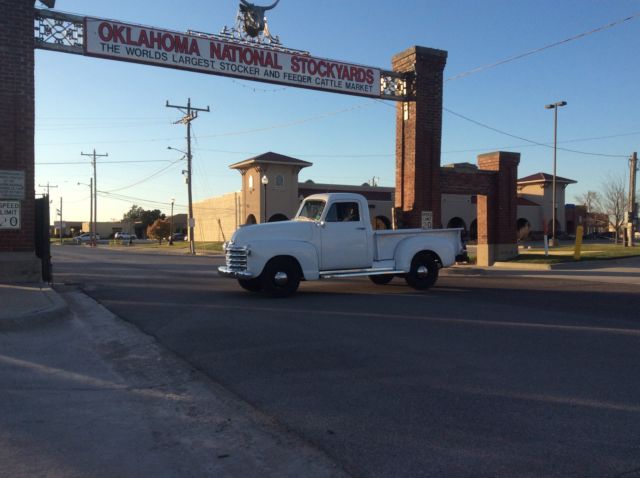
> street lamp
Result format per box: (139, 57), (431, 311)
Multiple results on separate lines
(169, 198), (175, 245)
(545, 100), (567, 246)
(168, 145), (195, 255)
(261, 174), (269, 223)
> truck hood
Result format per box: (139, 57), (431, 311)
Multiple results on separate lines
(230, 220), (315, 245)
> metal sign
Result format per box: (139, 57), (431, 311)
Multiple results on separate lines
(0, 170), (25, 200)
(84, 18), (382, 98)
(35, 9), (406, 100)
(421, 211), (433, 230)
(0, 201), (21, 229)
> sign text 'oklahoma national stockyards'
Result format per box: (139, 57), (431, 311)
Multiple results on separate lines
(84, 18), (381, 98)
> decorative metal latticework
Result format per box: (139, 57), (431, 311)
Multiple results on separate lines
(34, 9), (84, 54)
(380, 71), (409, 101)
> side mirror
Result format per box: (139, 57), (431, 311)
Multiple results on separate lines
(317, 221), (326, 228)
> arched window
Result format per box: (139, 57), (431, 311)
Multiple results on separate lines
(447, 217), (467, 240)
(517, 218), (531, 241)
(374, 216), (391, 230)
(469, 219), (478, 241)
(268, 213), (288, 222)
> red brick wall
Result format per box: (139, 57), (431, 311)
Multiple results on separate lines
(393, 46), (447, 228)
(477, 152), (520, 244)
(0, 0), (35, 252)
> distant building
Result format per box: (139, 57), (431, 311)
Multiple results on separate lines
(192, 153), (580, 242)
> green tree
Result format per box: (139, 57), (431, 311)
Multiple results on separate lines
(122, 205), (165, 229)
(146, 219), (171, 244)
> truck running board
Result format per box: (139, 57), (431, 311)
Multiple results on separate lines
(319, 268), (405, 279)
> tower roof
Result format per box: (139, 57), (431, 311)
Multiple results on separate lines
(517, 172), (576, 185)
(229, 152), (313, 170)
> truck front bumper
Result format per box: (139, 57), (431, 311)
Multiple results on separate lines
(218, 266), (255, 279)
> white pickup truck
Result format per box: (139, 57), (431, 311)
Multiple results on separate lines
(218, 193), (467, 297)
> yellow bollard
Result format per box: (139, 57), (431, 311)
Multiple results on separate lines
(574, 225), (584, 260)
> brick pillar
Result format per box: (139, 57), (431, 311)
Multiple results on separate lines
(476, 151), (520, 266)
(0, 0), (40, 282)
(393, 46), (447, 229)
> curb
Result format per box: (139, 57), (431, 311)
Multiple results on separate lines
(0, 286), (70, 331)
(492, 262), (552, 271)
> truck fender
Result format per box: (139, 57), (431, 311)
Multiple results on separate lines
(394, 235), (457, 272)
(248, 240), (319, 280)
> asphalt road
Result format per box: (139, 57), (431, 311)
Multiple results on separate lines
(53, 246), (640, 478)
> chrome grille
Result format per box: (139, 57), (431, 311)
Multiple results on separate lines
(225, 246), (249, 272)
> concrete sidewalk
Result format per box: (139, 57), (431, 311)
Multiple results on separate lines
(0, 284), (348, 477)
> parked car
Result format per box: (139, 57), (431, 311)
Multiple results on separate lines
(168, 233), (186, 242)
(114, 232), (137, 241)
(73, 233), (100, 244)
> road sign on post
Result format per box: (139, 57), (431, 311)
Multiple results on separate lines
(421, 211), (433, 230)
(0, 201), (21, 229)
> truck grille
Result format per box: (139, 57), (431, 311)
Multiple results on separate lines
(225, 245), (249, 272)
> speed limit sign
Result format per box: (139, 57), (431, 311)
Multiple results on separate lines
(0, 201), (20, 229)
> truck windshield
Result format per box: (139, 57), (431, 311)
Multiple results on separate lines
(295, 200), (326, 221)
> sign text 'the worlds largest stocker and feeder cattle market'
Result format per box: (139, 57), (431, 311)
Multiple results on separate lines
(84, 19), (382, 98)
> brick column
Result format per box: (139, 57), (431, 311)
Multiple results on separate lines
(476, 151), (520, 266)
(0, 0), (40, 281)
(393, 46), (447, 229)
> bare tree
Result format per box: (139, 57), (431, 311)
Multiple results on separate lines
(574, 190), (609, 234)
(598, 174), (627, 243)
(574, 191), (600, 214)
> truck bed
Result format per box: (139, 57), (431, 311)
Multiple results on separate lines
(373, 228), (463, 261)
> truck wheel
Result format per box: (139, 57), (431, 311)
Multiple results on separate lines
(238, 278), (262, 292)
(405, 252), (438, 290)
(369, 275), (393, 285)
(261, 258), (301, 298)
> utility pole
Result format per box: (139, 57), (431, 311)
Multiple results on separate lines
(78, 179), (93, 241)
(38, 182), (58, 199)
(629, 152), (638, 247)
(166, 98), (210, 255)
(58, 196), (63, 245)
(81, 149), (108, 246)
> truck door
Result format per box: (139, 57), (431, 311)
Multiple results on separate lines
(320, 201), (370, 270)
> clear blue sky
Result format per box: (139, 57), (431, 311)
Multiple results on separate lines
(35, 0), (640, 223)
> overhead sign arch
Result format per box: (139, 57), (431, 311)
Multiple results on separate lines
(35, 9), (407, 100)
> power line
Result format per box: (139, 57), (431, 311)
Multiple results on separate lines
(36, 160), (174, 165)
(446, 12), (640, 82)
(102, 158), (183, 193)
(443, 108), (629, 158)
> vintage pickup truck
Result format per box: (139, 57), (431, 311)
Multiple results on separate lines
(218, 193), (467, 297)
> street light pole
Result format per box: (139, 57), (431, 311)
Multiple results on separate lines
(545, 100), (567, 247)
(261, 175), (269, 223)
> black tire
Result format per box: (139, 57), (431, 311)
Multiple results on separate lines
(404, 252), (439, 290)
(261, 257), (301, 298)
(238, 278), (263, 292)
(369, 274), (394, 285)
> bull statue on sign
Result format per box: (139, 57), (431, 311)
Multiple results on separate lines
(239, 0), (280, 38)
